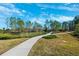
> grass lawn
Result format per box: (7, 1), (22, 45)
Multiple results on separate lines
(0, 32), (46, 40)
(0, 38), (28, 55)
(25, 32), (46, 38)
(0, 32), (45, 55)
(28, 33), (79, 56)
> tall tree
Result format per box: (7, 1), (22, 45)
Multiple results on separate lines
(26, 21), (32, 32)
(5, 17), (10, 29)
(43, 24), (48, 32)
(9, 17), (17, 30)
(74, 15), (79, 25)
(17, 19), (25, 32)
(74, 23), (79, 37)
(33, 21), (42, 32)
(50, 20), (61, 32)
(62, 22), (69, 31)
(44, 19), (51, 32)
(68, 21), (74, 31)
(73, 15), (79, 36)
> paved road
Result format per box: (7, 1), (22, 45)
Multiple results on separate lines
(1, 33), (51, 56)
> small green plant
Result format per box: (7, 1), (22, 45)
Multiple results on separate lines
(42, 35), (57, 39)
(0, 33), (18, 40)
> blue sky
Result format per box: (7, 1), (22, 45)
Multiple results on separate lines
(0, 3), (79, 29)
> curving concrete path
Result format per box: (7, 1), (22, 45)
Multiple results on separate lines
(1, 33), (51, 56)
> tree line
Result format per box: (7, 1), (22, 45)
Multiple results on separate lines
(5, 17), (43, 33)
(2, 15), (79, 37)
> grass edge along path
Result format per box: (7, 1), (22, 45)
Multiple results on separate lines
(28, 32), (79, 56)
(0, 32), (46, 55)
(1, 32), (51, 56)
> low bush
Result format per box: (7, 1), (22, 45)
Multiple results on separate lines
(72, 23), (79, 38)
(42, 35), (57, 39)
(72, 32), (79, 38)
(0, 33), (19, 40)
(0, 32), (46, 40)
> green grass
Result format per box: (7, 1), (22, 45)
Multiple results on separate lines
(0, 32), (46, 40)
(28, 33), (79, 56)
(0, 32), (46, 54)
(0, 33), (19, 39)
(42, 35), (57, 39)
(25, 32), (46, 38)
(0, 38), (28, 55)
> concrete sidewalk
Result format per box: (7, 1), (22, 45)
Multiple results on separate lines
(1, 33), (51, 56)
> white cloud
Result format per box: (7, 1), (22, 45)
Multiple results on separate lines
(50, 15), (74, 22)
(39, 12), (49, 18)
(63, 3), (71, 6)
(29, 17), (45, 25)
(57, 6), (79, 11)
(58, 16), (74, 22)
(0, 4), (25, 17)
(28, 15), (74, 25)
(0, 3), (15, 8)
(0, 3), (26, 29)
(37, 4), (79, 12)
(22, 10), (26, 13)
(0, 5), (11, 15)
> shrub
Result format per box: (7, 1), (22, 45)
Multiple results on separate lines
(42, 35), (57, 39)
(0, 33), (19, 40)
(73, 24), (79, 38)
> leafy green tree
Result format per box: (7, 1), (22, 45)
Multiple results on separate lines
(69, 21), (74, 31)
(74, 24), (79, 36)
(50, 20), (61, 32)
(5, 17), (10, 29)
(43, 24), (48, 32)
(73, 15), (79, 36)
(17, 19), (25, 32)
(62, 22), (69, 31)
(9, 17), (17, 31)
(74, 15), (79, 25)
(33, 21), (42, 32)
(44, 19), (51, 32)
(26, 21), (32, 32)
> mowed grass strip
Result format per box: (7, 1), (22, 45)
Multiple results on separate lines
(0, 32), (45, 40)
(0, 32), (45, 55)
(28, 33), (79, 56)
(0, 38), (28, 55)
